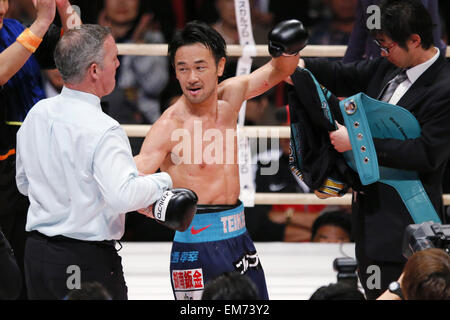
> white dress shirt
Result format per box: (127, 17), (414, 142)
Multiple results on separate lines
(16, 87), (172, 241)
(388, 47), (439, 105)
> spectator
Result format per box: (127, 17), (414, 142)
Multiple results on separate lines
(378, 248), (450, 300)
(98, 0), (170, 127)
(202, 272), (260, 300)
(41, 68), (64, 98)
(64, 282), (112, 300)
(211, 0), (269, 45)
(268, 0), (312, 28)
(311, 210), (352, 243)
(211, 0), (271, 79)
(343, 0), (446, 63)
(4, 0), (36, 24)
(96, 0), (170, 165)
(310, 282), (365, 300)
(309, 0), (358, 46)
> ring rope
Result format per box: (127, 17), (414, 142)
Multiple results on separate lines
(122, 125), (290, 138)
(117, 43), (450, 58)
(254, 193), (450, 205)
(119, 44), (450, 206)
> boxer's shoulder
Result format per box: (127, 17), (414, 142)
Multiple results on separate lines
(153, 104), (185, 132)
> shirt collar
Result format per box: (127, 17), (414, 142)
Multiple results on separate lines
(405, 47), (440, 85)
(60, 86), (102, 110)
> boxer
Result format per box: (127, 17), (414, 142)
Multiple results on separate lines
(135, 20), (307, 300)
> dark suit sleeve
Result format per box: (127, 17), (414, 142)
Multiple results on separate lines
(304, 57), (382, 97)
(373, 95), (450, 172)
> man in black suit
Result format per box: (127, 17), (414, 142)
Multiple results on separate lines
(343, 0), (446, 62)
(293, 0), (450, 299)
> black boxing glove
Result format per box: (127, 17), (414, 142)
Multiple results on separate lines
(152, 188), (198, 232)
(268, 19), (308, 58)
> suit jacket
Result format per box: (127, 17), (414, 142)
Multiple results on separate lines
(304, 55), (450, 262)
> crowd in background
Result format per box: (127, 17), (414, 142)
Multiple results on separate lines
(4, 0), (450, 243)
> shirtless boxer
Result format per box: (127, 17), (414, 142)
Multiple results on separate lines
(135, 20), (307, 300)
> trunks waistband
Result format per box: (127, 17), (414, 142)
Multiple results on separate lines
(195, 200), (242, 214)
(174, 201), (246, 243)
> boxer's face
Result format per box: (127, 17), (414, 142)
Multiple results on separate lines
(174, 43), (225, 105)
(0, 0), (8, 29)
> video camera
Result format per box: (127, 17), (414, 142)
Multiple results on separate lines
(402, 222), (450, 258)
(333, 257), (358, 289)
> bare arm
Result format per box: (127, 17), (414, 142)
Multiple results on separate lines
(285, 58), (305, 85)
(0, 0), (56, 85)
(135, 118), (174, 174)
(56, 0), (82, 32)
(219, 54), (300, 110)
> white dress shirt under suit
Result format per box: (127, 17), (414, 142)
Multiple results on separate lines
(16, 86), (172, 241)
(388, 47), (439, 105)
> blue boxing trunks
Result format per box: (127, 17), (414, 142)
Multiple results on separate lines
(170, 201), (269, 300)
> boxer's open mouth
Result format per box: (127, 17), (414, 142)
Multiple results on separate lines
(188, 87), (201, 95)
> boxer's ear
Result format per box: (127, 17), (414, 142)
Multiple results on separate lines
(217, 57), (226, 77)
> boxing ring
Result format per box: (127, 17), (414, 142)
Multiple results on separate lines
(120, 242), (356, 300)
(117, 43), (450, 299)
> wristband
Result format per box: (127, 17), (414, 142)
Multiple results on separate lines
(16, 28), (43, 53)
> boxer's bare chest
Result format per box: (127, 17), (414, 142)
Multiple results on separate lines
(161, 101), (241, 203)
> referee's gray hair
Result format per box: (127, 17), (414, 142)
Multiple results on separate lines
(54, 24), (112, 84)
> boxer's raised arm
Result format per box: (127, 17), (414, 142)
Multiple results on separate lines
(56, 0), (82, 32)
(219, 20), (307, 108)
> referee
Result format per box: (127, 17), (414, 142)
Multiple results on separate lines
(15, 25), (173, 300)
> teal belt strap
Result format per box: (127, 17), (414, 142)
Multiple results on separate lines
(340, 93), (441, 224)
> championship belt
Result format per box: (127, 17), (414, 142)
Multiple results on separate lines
(288, 68), (360, 199)
(340, 93), (441, 224)
(289, 68), (441, 224)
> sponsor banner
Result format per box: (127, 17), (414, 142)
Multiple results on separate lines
(171, 251), (200, 264)
(172, 268), (204, 291)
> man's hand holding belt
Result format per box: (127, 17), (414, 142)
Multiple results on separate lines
(329, 121), (352, 153)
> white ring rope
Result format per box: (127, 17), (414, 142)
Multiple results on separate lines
(119, 43), (450, 206)
(124, 123), (450, 206)
(122, 125), (290, 138)
(117, 43), (450, 57)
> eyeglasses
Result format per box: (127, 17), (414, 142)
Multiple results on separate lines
(373, 39), (397, 55)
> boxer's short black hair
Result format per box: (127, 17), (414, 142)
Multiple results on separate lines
(168, 20), (227, 66)
(372, 0), (434, 50)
